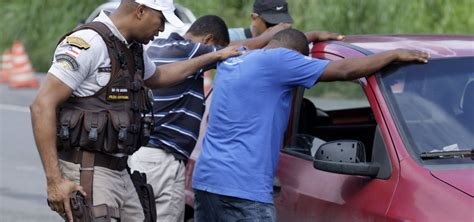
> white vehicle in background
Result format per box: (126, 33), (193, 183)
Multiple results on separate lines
(81, 0), (196, 40)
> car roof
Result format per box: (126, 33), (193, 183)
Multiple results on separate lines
(337, 35), (474, 58)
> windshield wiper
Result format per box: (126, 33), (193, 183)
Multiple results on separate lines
(420, 149), (473, 160)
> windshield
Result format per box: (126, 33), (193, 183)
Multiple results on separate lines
(378, 57), (474, 164)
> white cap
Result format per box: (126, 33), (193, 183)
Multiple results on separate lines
(135, 0), (185, 27)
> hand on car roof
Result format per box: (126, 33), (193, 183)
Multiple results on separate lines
(394, 49), (430, 63)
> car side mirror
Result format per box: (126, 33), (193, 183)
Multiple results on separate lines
(313, 140), (380, 178)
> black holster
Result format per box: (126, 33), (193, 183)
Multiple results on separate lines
(65, 151), (121, 222)
(69, 191), (93, 222)
(130, 171), (157, 222)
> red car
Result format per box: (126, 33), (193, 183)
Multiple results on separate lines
(184, 35), (474, 221)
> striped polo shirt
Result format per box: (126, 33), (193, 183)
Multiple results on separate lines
(146, 32), (221, 160)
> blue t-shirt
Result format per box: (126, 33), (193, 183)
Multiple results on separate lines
(192, 48), (329, 203)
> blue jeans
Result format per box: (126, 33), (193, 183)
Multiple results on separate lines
(194, 189), (276, 222)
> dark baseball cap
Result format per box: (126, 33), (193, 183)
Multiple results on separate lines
(253, 0), (294, 24)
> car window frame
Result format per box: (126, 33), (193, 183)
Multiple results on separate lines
(282, 81), (374, 160)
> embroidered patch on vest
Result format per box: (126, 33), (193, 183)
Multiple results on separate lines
(107, 87), (130, 101)
(56, 54), (79, 71)
(65, 36), (90, 50)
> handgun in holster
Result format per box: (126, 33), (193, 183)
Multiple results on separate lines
(69, 191), (93, 222)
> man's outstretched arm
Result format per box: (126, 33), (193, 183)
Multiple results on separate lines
(145, 45), (242, 88)
(230, 23), (291, 50)
(233, 26), (344, 49)
(319, 49), (429, 82)
(30, 74), (85, 222)
(305, 31), (345, 43)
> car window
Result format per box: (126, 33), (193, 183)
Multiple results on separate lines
(304, 81), (369, 111)
(378, 57), (474, 165)
(283, 81), (377, 161)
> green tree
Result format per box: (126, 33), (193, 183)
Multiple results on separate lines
(0, 0), (472, 72)
(0, 0), (103, 71)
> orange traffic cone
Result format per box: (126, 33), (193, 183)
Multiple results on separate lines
(0, 49), (12, 83)
(8, 40), (39, 88)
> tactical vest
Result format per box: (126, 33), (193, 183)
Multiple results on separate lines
(56, 22), (153, 155)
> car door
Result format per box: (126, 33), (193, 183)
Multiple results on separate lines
(273, 49), (400, 221)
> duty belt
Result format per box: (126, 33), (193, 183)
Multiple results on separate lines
(58, 149), (128, 171)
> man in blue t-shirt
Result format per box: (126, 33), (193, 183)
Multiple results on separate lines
(192, 29), (429, 221)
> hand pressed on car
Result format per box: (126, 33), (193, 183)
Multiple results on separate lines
(394, 48), (430, 63)
(305, 31), (345, 43)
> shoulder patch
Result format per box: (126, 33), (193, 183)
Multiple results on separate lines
(65, 36), (90, 50)
(56, 54), (80, 71)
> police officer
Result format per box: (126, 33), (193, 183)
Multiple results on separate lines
(30, 0), (240, 221)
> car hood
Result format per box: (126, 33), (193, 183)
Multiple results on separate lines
(430, 168), (474, 197)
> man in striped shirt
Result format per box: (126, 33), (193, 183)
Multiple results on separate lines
(127, 15), (290, 221)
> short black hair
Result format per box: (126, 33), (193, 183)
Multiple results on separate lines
(272, 28), (309, 55)
(186, 15), (230, 46)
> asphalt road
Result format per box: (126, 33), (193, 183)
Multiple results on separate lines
(0, 75), (62, 221)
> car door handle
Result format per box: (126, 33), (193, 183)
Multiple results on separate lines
(273, 177), (282, 195)
(273, 177), (281, 188)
